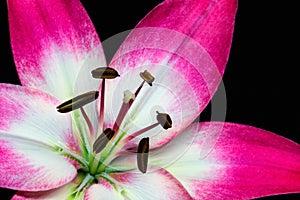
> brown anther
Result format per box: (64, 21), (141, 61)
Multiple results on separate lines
(57, 91), (99, 113)
(137, 137), (149, 173)
(156, 111), (172, 130)
(93, 128), (115, 153)
(91, 67), (120, 79)
(139, 70), (155, 86)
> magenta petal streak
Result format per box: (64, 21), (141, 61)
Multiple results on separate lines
(136, 0), (238, 74)
(165, 122), (300, 199)
(0, 84), (78, 191)
(112, 0), (238, 110)
(108, 0), (238, 147)
(8, 0), (105, 100)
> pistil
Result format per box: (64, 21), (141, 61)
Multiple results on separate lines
(112, 90), (135, 133)
(58, 67), (174, 176)
(112, 70), (155, 134)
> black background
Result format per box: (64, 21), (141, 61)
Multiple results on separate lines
(0, 0), (299, 199)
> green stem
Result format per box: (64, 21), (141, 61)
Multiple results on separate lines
(75, 173), (95, 193)
(94, 131), (128, 174)
(89, 154), (100, 175)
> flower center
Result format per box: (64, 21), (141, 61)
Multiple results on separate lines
(56, 67), (172, 189)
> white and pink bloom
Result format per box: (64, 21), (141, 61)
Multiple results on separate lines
(1, 0), (300, 199)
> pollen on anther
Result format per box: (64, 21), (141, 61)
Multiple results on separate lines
(93, 128), (115, 153)
(137, 137), (149, 173)
(140, 70), (155, 86)
(156, 111), (172, 130)
(91, 67), (120, 79)
(56, 91), (99, 113)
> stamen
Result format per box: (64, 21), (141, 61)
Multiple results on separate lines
(126, 123), (159, 142)
(93, 128), (115, 153)
(111, 70), (155, 138)
(140, 70), (155, 86)
(156, 111), (172, 129)
(112, 70), (155, 133)
(91, 67), (120, 79)
(137, 137), (149, 173)
(128, 80), (145, 108)
(129, 70), (155, 107)
(91, 67), (120, 134)
(98, 79), (105, 133)
(134, 80), (145, 98)
(56, 91), (99, 113)
(124, 111), (172, 142)
(80, 108), (95, 139)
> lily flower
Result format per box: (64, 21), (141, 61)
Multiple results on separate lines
(1, 0), (299, 199)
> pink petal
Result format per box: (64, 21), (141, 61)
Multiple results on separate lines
(0, 138), (77, 191)
(111, 0), (237, 109)
(102, 63), (205, 149)
(137, 0), (238, 74)
(107, 0), (237, 147)
(0, 84), (78, 151)
(0, 84), (79, 191)
(160, 122), (300, 199)
(12, 181), (79, 199)
(86, 168), (192, 199)
(8, 0), (106, 101)
(84, 179), (121, 200)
